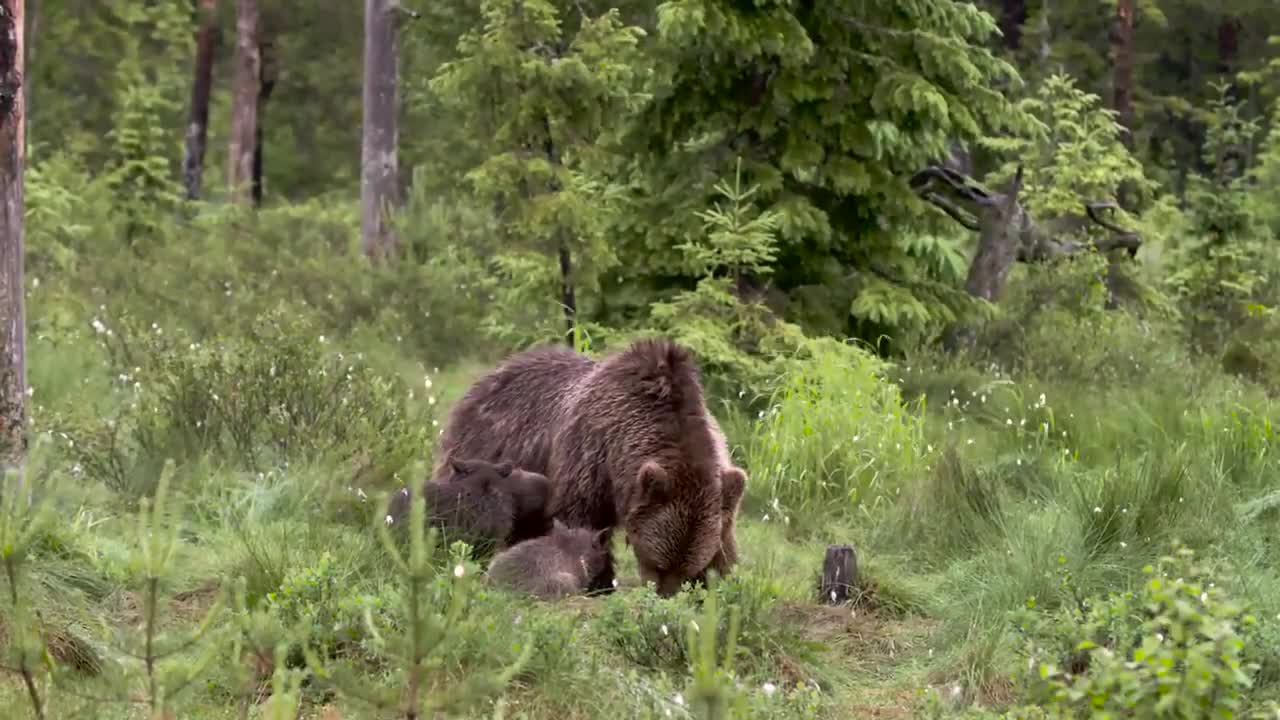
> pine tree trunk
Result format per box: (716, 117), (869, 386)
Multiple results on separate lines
(558, 241), (576, 346)
(0, 0), (26, 469)
(999, 0), (1026, 51)
(1111, 0), (1135, 141)
(252, 37), (275, 207)
(360, 0), (399, 261)
(1037, 0), (1051, 62)
(21, 0), (29, 122)
(227, 0), (258, 204)
(183, 0), (218, 200)
(1217, 16), (1239, 74)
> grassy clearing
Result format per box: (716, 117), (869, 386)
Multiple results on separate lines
(2, 320), (1269, 717)
(6, 228), (1280, 718)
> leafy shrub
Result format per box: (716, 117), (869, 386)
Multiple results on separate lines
(52, 309), (430, 496)
(262, 550), (377, 659)
(1008, 545), (1262, 717)
(596, 588), (697, 671)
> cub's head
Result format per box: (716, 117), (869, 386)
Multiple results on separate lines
(549, 519), (613, 585)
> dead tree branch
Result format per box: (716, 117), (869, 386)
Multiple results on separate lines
(910, 164), (1143, 297)
(909, 164), (1144, 349)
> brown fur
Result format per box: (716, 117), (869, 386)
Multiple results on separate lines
(386, 457), (553, 554)
(486, 520), (612, 599)
(435, 337), (749, 596)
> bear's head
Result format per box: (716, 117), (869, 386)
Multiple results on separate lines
(625, 460), (742, 597)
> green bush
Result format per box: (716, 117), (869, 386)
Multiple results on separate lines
(1008, 545), (1262, 718)
(50, 309), (430, 497)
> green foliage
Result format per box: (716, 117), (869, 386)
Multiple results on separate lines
(1166, 82), (1279, 365)
(50, 310), (429, 496)
(17, 1), (1280, 717)
(429, 0), (650, 332)
(645, 165), (807, 398)
(742, 338), (930, 522)
(97, 463), (226, 716)
(0, 458), (61, 720)
(103, 1), (191, 243)
(1008, 546), (1261, 718)
(304, 496), (529, 716)
(624, 0), (1033, 342)
(685, 575), (744, 719)
(981, 73), (1156, 220)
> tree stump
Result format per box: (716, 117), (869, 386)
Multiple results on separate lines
(819, 544), (858, 605)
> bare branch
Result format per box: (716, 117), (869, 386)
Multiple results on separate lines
(1085, 201), (1141, 257)
(909, 165), (994, 205)
(921, 191), (981, 230)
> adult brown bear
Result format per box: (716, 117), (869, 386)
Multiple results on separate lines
(433, 338), (747, 596)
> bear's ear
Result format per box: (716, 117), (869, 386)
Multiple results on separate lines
(638, 461), (670, 502)
(720, 467), (747, 511)
(448, 457), (471, 476)
(593, 528), (611, 548)
(552, 518), (568, 533)
(494, 462), (514, 477)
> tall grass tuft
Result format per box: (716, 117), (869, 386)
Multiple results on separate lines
(741, 338), (930, 524)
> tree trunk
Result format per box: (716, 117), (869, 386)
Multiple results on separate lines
(21, 0), (29, 124)
(962, 170), (1026, 302)
(1111, 0), (1135, 141)
(252, 37), (275, 207)
(999, 0), (1026, 51)
(1037, 0), (1051, 62)
(227, 0), (258, 204)
(0, 0), (25, 469)
(558, 241), (576, 346)
(183, 0), (218, 200)
(360, 0), (399, 260)
(1216, 16), (1239, 74)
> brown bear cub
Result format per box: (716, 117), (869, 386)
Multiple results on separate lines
(434, 337), (748, 597)
(385, 458), (554, 555)
(486, 520), (613, 599)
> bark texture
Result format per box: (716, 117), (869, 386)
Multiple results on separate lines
(227, 0), (258, 203)
(0, 0), (25, 468)
(252, 36), (276, 206)
(999, 0), (1026, 51)
(360, 0), (399, 260)
(183, 0), (218, 200)
(1111, 0), (1135, 138)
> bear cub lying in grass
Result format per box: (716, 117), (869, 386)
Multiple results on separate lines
(487, 520), (614, 599)
(385, 457), (553, 555)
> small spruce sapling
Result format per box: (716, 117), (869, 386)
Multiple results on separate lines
(226, 576), (304, 719)
(685, 572), (745, 720)
(304, 491), (531, 719)
(107, 461), (226, 717)
(0, 460), (60, 720)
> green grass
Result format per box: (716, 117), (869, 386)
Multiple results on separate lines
(2, 342), (1273, 719)
(6, 224), (1280, 718)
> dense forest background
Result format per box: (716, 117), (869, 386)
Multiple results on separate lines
(4, 0), (1280, 718)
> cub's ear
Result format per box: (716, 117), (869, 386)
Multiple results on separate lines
(494, 462), (514, 477)
(720, 467), (747, 510)
(552, 518), (569, 533)
(448, 457), (471, 476)
(521, 474), (553, 512)
(593, 528), (611, 548)
(638, 461), (670, 502)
